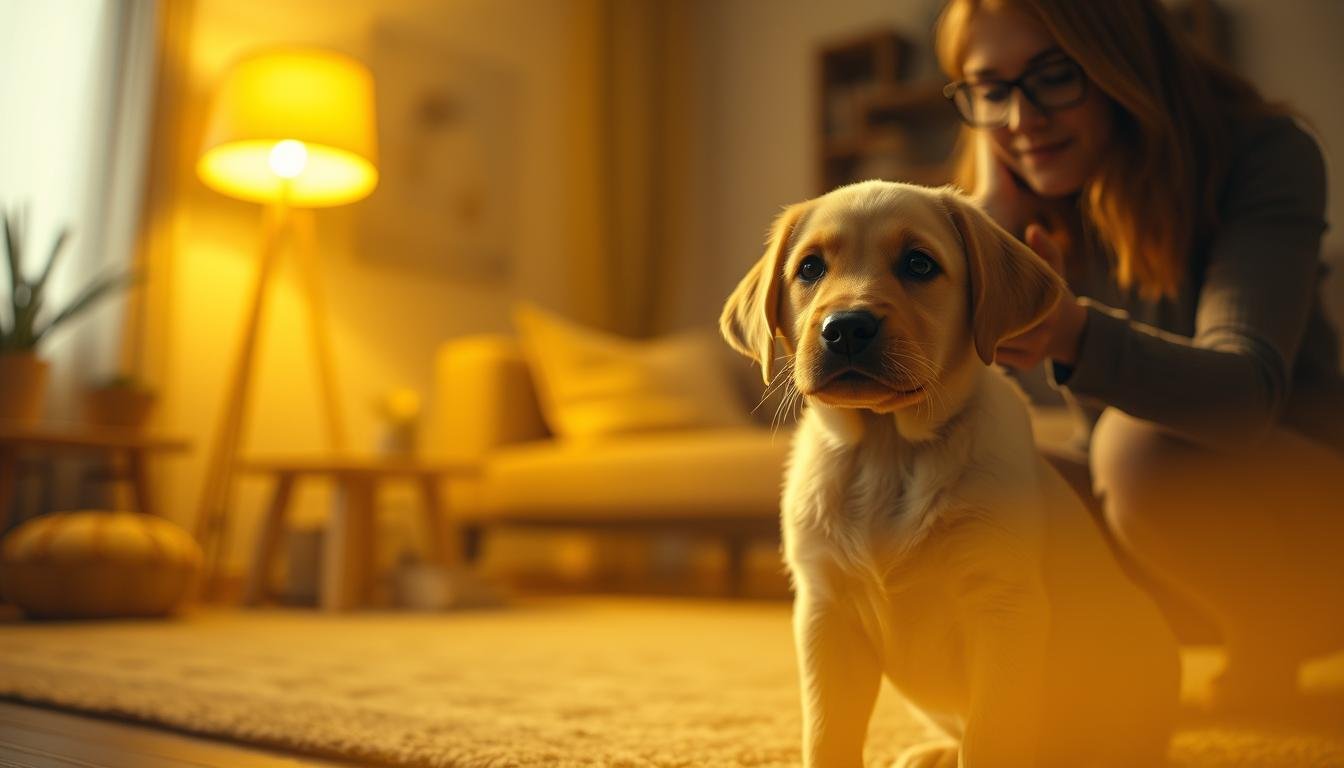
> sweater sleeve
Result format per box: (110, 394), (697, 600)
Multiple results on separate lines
(1048, 119), (1329, 449)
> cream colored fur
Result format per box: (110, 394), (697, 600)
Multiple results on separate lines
(721, 181), (1179, 768)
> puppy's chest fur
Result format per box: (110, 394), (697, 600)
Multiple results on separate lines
(783, 401), (1005, 712)
(783, 405), (977, 587)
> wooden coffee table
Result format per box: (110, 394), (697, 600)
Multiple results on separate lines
(237, 455), (478, 611)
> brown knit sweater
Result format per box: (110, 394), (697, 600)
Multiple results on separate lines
(1047, 115), (1344, 452)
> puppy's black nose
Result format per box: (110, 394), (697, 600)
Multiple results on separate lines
(821, 311), (880, 357)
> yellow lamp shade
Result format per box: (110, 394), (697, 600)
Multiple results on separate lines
(197, 47), (379, 207)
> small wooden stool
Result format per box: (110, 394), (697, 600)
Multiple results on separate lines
(238, 456), (477, 611)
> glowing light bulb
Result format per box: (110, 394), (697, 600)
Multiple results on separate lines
(268, 140), (308, 179)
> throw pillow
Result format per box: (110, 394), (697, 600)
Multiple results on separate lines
(513, 303), (750, 440)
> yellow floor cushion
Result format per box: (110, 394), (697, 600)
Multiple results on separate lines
(1, 511), (202, 619)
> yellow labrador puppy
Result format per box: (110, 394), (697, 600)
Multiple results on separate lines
(721, 181), (1178, 768)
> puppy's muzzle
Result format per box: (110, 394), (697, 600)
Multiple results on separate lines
(821, 310), (881, 359)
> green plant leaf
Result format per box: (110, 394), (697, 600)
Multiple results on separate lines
(4, 209), (23, 299)
(4, 210), (27, 350)
(11, 290), (41, 348)
(33, 226), (71, 297)
(31, 270), (139, 346)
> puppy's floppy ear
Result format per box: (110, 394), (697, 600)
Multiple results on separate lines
(941, 190), (1065, 365)
(720, 202), (809, 384)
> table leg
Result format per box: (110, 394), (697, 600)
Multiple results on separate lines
(417, 474), (454, 567)
(127, 450), (155, 517)
(0, 448), (16, 535)
(244, 473), (296, 606)
(322, 476), (377, 611)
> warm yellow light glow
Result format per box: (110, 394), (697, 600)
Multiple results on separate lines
(268, 139), (308, 179)
(197, 47), (379, 207)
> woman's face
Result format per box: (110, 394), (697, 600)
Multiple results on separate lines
(961, 4), (1113, 197)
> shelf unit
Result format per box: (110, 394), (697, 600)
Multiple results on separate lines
(816, 30), (960, 194)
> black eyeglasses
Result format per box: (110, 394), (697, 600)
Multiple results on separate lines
(943, 57), (1089, 128)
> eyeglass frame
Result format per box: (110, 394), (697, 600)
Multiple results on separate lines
(942, 56), (1090, 128)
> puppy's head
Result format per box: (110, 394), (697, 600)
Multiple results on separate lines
(721, 181), (1063, 415)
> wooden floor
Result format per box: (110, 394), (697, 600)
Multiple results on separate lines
(0, 700), (362, 768)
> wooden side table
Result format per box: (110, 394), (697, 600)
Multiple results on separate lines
(237, 456), (478, 611)
(0, 422), (191, 531)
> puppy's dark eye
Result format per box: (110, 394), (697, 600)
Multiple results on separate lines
(798, 254), (826, 283)
(900, 250), (940, 281)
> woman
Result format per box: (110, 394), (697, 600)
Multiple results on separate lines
(935, 0), (1344, 710)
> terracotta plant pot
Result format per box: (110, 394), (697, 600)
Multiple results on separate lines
(0, 353), (49, 426)
(84, 385), (157, 431)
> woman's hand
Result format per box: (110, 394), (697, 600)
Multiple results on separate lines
(994, 225), (1089, 370)
(970, 131), (1038, 239)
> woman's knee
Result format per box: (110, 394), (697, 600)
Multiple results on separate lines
(1089, 409), (1199, 546)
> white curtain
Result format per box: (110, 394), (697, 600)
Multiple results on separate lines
(567, 0), (696, 338)
(0, 0), (158, 419)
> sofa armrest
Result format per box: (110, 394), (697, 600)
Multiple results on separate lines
(425, 335), (550, 461)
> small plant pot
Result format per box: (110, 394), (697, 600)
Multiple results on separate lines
(0, 353), (49, 427)
(84, 385), (157, 431)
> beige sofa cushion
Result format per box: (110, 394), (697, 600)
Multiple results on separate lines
(475, 427), (790, 521)
(513, 304), (750, 441)
(428, 335), (549, 462)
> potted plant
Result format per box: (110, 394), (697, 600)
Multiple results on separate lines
(1, 207), (137, 426)
(84, 374), (158, 431)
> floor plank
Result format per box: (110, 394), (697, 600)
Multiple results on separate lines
(0, 701), (360, 768)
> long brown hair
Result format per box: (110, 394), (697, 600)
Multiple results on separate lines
(936, 0), (1282, 299)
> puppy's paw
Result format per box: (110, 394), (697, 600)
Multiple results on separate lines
(893, 740), (959, 768)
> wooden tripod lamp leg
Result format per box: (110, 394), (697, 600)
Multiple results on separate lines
(194, 202), (289, 594)
(292, 209), (348, 455)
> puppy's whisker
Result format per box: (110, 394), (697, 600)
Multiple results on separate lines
(769, 371), (796, 432)
(765, 359), (796, 398)
(893, 363), (937, 420)
(886, 341), (938, 365)
(883, 349), (948, 420)
(759, 357), (801, 435)
(754, 357), (797, 416)
(907, 353), (950, 418)
(884, 353), (939, 381)
(770, 355), (828, 433)
(782, 387), (803, 434)
(882, 350), (939, 385)
(775, 384), (803, 435)
(895, 336), (939, 352)
(772, 385), (794, 433)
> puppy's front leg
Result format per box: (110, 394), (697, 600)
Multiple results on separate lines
(794, 582), (883, 768)
(956, 576), (1049, 768)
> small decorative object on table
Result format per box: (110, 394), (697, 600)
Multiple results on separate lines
(373, 387), (421, 457)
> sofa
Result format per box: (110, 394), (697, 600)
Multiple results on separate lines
(423, 298), (1086, 595)
(425, 326), (791, 593)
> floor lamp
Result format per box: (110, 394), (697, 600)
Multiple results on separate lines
(193, 47), (379, 591)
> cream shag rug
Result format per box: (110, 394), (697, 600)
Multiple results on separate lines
(1, 597), (1342, 767)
